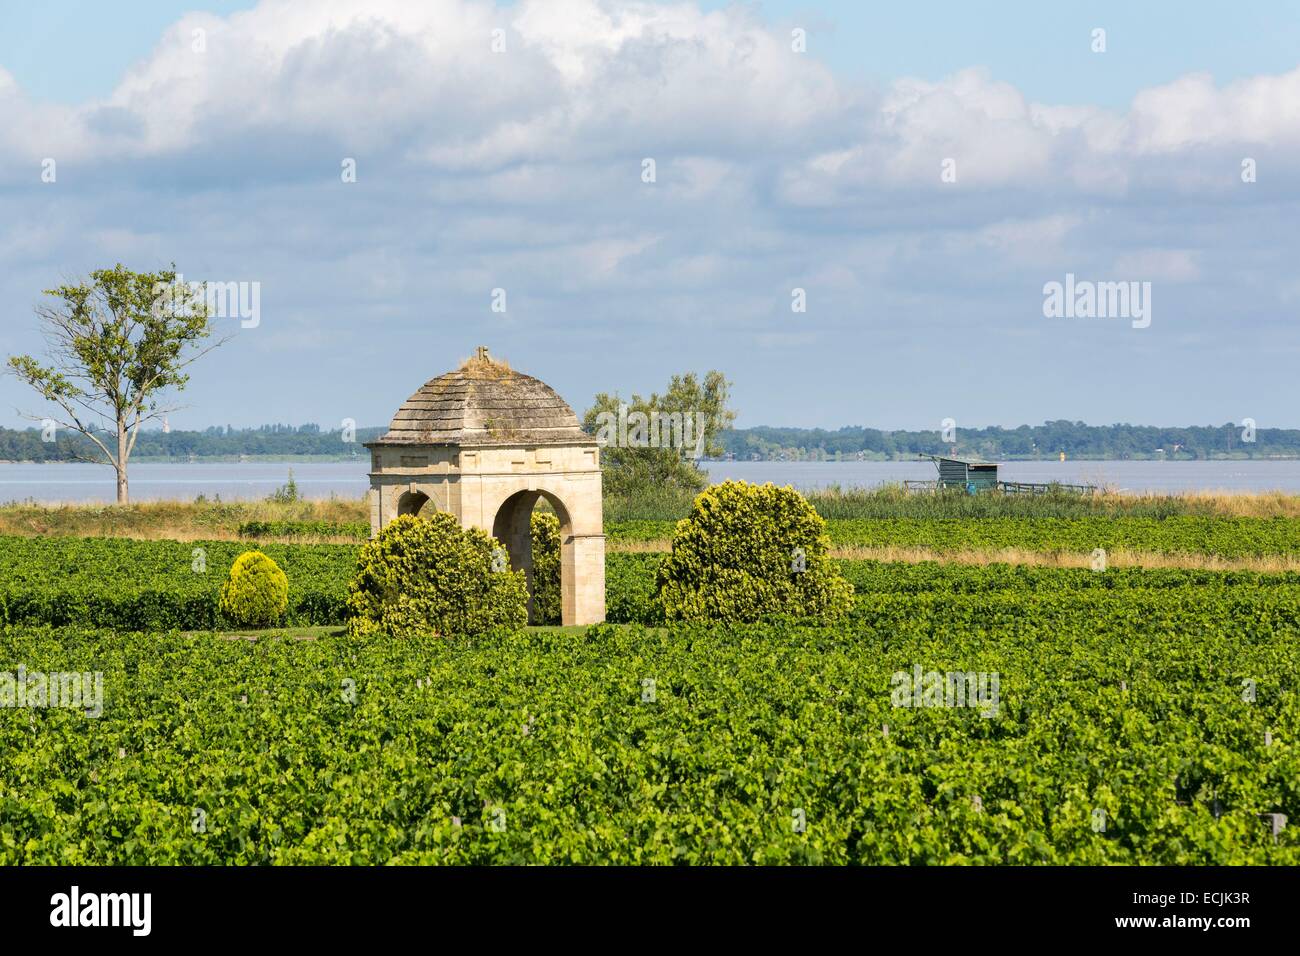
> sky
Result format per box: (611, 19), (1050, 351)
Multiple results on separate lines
(1, 0), (1298, 431)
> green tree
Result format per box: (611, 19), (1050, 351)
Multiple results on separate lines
(583, 370), (736, 498)
(6, 264), (224, 502)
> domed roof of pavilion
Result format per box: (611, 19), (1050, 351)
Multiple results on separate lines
(376, 347), (590, 446)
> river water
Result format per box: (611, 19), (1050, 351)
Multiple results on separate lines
(3, 458), (1300, 503)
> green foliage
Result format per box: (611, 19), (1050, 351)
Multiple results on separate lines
(0, 533), (654, 632)
(346, 513), (527, 639)
(529, 511), (561, 625)
(604, 553), (664, 625)
(837, 559), (1300, 598)
(821, 515), (1300, 557)
(609, 512), (1300, 557)
(602, 483), (699, 524)
(267, 470), (300, 504)
(584, 369), (736, 499)
(602, 484), (1270, 524)
(0, 535), (350, 630)
(218, 550), (289, 628)
(1, 606), (1296, 864)
(0, 423), (387, 462)
(4, 531), (1300, 864)
(238, 519), (369, 540)
(5, 263), (220, 502)
(805, 484), (1182, 520)
(656, 481), (854, 624)
(607, 520), (678, 542)
(12, 418), (1300, 464)
(720, 420), (1300, 461)
(8, 514), (1300, 637)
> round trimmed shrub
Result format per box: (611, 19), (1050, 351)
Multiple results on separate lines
(346, 513), (528, 638)
(530, 510), (561, 625)
(655, 480), (854, 623)
(219, 550), (289, 628)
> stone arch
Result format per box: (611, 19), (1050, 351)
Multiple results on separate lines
(492, 489), (572, 625)
(396, 489), (431, 518)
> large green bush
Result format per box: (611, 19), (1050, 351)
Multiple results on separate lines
(530, 510), (561, 625)
(655, 480), (854, 623)
(218, 549), (289, 627)
(346, 513), (527, 638)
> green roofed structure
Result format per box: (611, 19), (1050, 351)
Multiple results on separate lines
(920, 454), (1000, 493)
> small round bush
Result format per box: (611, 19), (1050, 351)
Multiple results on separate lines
(655, 480), (854, 624)
(219, 550), (289, 628)
(346, 513), (528, 638)
(530, 510), (562, 625)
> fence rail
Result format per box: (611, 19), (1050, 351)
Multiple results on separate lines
(904, 480), (939, 491)
(902, 479), (1097, 495)
(998, 480), (1097, 495)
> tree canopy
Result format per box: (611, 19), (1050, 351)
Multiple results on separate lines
(6, 264), (224, 501)
(583, 369), (736, 497)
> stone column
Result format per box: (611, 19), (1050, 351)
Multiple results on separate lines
(562, 532), (606, 626)
(367, 487), (382, 537)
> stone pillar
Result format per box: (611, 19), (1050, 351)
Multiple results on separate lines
(368, 487), (382, 537)
(562, 532), (605, 626)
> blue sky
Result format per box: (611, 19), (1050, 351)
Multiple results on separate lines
(1, 0), (1298, 431)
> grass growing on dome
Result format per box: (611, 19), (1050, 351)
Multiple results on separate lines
(458, 345), (512, 377)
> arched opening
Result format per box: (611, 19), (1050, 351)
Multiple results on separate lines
(491, 490), (572, 626)
(396, 490), (430, 518)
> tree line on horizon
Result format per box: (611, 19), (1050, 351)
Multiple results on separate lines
(3, 420), (1296, 463)
(0, 423), (386, 462)
(717, 421), (1299, 461)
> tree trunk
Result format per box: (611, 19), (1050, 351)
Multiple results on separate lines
(116, 421), (129, 504)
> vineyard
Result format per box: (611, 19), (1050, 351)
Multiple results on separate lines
(0, 536), (355, 630)
(2, 526), (1298, 863)
(609, 515), (1300, 557)
(8, 531), (1300, 629)
(2, 603), (1296, 864)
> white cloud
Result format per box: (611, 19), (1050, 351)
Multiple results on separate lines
(1127, 69), (1300, 153)
(5, 1), (1298, 200)
(7, 0), (844, 173)
(2, 0), (1298, 429)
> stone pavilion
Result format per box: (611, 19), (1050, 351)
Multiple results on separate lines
(365, 347), (605, 626)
